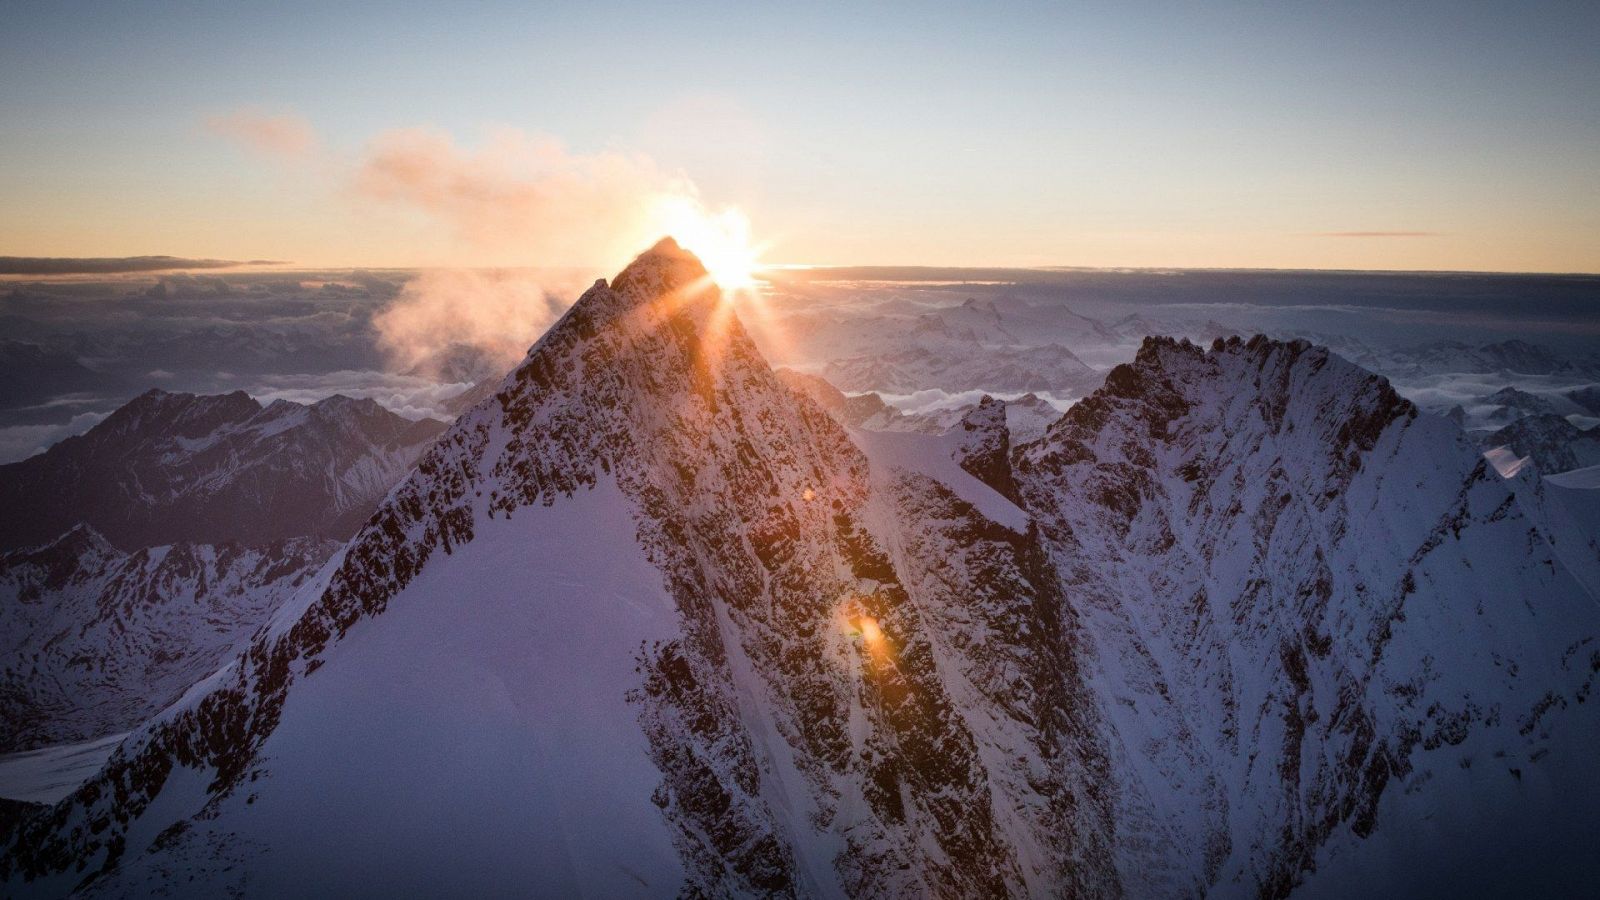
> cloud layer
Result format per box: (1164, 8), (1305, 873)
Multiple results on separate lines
(0, 412), (109, 464)
(0, 256), (269, 275)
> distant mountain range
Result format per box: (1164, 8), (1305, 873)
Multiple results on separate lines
(775, 368), (953, 433)
(1483, 413), (1600, 475)
(0, 389), (445, 553)
(1361, 338), (1600, 378)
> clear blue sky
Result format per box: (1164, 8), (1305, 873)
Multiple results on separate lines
(2, 0), (1597, 271)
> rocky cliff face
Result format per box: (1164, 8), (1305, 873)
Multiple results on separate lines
(948, 396), (1022, 505)
(1012, 335), (1600, 895)
(0, 391), (446, 553)
(3, 246), (1597, 898)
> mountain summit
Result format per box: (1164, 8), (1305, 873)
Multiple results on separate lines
(5, 245), (1599, 898)
(611, 235), (708, 296)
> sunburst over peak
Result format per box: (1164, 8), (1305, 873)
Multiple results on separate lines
(650, 199), (766, 291)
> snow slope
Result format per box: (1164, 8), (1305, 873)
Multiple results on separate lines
(1548, 463), (1600, 489)
(88, 478), (687, 897)
(853, 428), (1028, 534)
(0, 735), (126, 805)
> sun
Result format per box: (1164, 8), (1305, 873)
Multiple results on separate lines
(652, 199), (766, 291)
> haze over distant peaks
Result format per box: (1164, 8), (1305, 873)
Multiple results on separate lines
(0, 256), (285, 275)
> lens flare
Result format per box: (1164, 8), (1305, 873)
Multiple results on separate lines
(859, 616), (884, 647)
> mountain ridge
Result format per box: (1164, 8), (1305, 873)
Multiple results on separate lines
(0, 388), (447, 553)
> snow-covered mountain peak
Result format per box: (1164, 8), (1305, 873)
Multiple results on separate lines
(4, 241), (1075, 896)
(22, 523), (118, 560)
(1, 525), (121, 599)
(1006, 332), (1600, 896)
(1030, 334), (1416, 470)
(609, 235), (714, 305)
(1483, 412), (1600, 475)
(101, 388), (262, 440)
(511, 239), (723, 376)
(958, 393), (1007, 431)
(305, 393), (386, 419)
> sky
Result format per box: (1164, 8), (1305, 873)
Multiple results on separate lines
(1, 0), (1597, 273)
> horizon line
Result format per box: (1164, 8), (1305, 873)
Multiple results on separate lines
(3, 253), (1599, 280)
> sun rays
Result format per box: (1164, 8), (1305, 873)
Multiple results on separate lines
(652, 198), (768, 293)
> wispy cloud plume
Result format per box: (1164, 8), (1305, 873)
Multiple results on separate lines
(348, 127), (737, 374)
(209, 109), (750, 375)
(350, 126), (708, 266)
(372, 268), (592, 378)
(205, 109), (319, 159)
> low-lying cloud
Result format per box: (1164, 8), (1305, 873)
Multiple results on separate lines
(0, 256), (266, 275)
(876, 388), (1079, 418)
(0, 412), (109, 464)
(242, 370), (475, 421)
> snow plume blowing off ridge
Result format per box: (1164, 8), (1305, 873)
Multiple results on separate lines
(211, 112), (753, 376)
(373, 268), (589, 377)
(358, 127), (751, 375)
